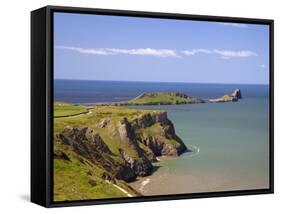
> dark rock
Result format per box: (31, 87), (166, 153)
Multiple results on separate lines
(119, 149), (153, 177)
(118, 118), (136, 145)
(231, 89), (242, 99)
(142, 134), (187, 157)
(117, 118), (154, 176)
(132, 114), (154, 128)
(101, 172), (116, 184)
(59, 127), (113, 160)
(97, 119), (110, 128)
(87, 170), (93, 176)
(53, 150), (71, 161)
(58, 127), (137, 182)
(88, 178), (96, 186)
(162, 120), (176, 139)
(115, 165), (136, 182)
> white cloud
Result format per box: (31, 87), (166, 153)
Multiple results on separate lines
(260, 64), (266, 68)
(56, 45), (257, 59)
(182, 49), (212, 56)
(55, 46), (179, 57)
(182, 48), (257, 58)
(55, 46), (113, 55)
(219, 23), (248, 28)
(213, 49), (257, 58)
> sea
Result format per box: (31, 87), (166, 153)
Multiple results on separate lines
(54, 79), (270, 195)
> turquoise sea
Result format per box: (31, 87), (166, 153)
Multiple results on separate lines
(55, 79), (270, 195)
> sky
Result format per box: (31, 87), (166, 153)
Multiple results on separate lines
(54, 12), (270, 84)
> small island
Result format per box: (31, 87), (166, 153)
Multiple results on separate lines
(113, 89), (242, 106)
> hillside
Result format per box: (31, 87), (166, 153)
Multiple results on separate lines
(114, 92), (205, 106)
(113, 89), (242, 106)
(54, 105), (188, 201)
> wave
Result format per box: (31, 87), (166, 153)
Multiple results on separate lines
(187, 145), (200, 158)
(139, 178), (150, 192)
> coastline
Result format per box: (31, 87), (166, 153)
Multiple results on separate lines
(53, 83), (269, 199)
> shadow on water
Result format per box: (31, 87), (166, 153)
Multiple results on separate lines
(152, 165), (161, 173)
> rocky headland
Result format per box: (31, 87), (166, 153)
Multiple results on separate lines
(54, 105), (188, 201)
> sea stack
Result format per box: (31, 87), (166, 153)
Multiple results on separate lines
(231, 89), (242, 99)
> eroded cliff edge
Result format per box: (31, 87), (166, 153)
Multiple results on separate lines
(53, 106), (188, 200)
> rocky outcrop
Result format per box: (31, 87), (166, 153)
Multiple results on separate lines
(119, 149), (153, 177)
(117, 118), (154, 176)
(58, 127), (137, 182)
(131, 112), (188, 157)
(54, 150), (71, 161)
(118, 118), (136, 145)
(208, 89), (243, 103)
(56, 111), (188, 183)
(231, 89), (242, 99)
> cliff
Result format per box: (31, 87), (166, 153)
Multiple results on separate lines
(53, 105), (188, 201)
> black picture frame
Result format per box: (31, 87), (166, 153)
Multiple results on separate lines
(31, 5), (274, 208)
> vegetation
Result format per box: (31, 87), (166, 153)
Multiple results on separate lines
(114, 92), (199, 105)
(54, 102), (88, 117)
(54, 144), (128, 201)
(53, 104), (185, 201)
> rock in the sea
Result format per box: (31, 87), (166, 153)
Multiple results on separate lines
(231, 88), (242, 99)
(209, 88), (243, 103)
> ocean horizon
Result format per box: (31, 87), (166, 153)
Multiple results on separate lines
(54, 79), (269, 104)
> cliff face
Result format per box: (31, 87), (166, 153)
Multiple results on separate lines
(54, 107), (188, 187)
(131, 111), (188, 156)
(58, 127), (137, 182)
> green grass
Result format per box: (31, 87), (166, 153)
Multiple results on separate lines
(53, 104), (185, 201)
(54, 159), (128, 201)
(53, 105), (166, 201)
(127, 92), (194, 105)
(54, 141), (136, 201)
(54, 102), (88, 117)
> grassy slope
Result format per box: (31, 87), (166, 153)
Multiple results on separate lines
(54, 102), (88, 117)
(127, 93), (194, 105)
(54, 105), (169, 201)
(54, 148), (127, 201)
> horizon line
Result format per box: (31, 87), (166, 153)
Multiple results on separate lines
(54, 78), (269, 86)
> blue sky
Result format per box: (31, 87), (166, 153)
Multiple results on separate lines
(54, 12), (269, 84)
